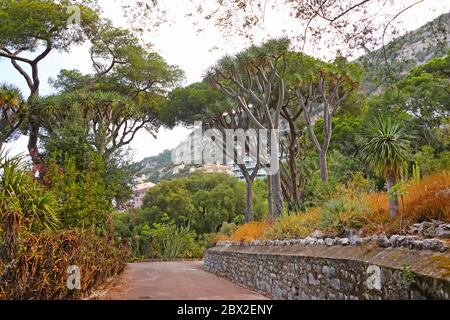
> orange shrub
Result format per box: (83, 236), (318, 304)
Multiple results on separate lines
(402, 171), (450, 223)
(212, 233), (229, 243)
(364, 171), (450, 234)
(228, 221), (269, 242)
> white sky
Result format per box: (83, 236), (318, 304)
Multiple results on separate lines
(1, 0), (449, 162)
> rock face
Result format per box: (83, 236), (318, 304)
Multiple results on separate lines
(204, 246), (450, 300)
(357, 12), (450, 95)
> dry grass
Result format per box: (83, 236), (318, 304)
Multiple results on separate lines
(215, 222), (269, 243)
(230, 221), (269, 242)
(363, 171), (450, 234)
(263, 208), (321, 240)
(211, 171), (450, 241)
(212, 233), (230, 243)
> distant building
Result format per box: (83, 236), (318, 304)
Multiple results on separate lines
(197, 163), (234, 176)
(232, 156), (267, 181)
(132, 182), (156, 208)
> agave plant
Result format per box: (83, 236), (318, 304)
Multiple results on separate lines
(360, 117), (413, 218)
(0, 149), (60, 262)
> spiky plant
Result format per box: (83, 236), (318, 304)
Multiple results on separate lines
(360, 117), (412, 218)
(0, 149), (60, 261)
(0, 84), (25, 148)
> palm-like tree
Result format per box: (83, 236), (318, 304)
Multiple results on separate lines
(360, 117), (412, 218)
(0, 84), (25, 149)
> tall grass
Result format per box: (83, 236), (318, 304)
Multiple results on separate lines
(364, 170), (450, 234)
(263, 209), (320, 240)
(215, 222), (269, 242)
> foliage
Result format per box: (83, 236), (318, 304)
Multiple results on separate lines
(114, 213), (205, 260)
(0, 84), (25, 146)
(0, 150), (60, 261)
(46, 154), (111, 231)
(360, 116), (413, 180)
(0, 229), (129, 300)
(263, 209), (320, 240)
(42, 113), (136, 208)
(401, 264), (416, 286)
(0, 0), (99, 52)
(37, 90), (160, 158)
(140, 172), (265, 234)
(318, 198), (365, 237)
(162, 82), (229, 127)
(301, 150), (370, 209)
(141, 179), (195, 227)
(414, 146), (450, 177)
(146, 220), (204, 259)
(366, 51), (450, 151)
(219, 222), (238, 236)
(314, 116), (364, 156)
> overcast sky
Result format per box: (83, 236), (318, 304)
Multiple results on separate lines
(1, 0), (449, 162)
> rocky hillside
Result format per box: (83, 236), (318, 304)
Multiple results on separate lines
(137, 149), (173, 183)
(357, 12), (450, 95)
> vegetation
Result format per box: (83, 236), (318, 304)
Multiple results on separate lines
(114, 173), (268, 260)
(219, 170), (449, 242)
(0, 0), (449, 300)
(0, 230), (129, 300)
(360, 117), (413, 218)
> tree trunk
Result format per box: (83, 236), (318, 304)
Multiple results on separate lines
(267, 175), (274, 221)
(319, 152), (329, 182)
(27, 86), (41, 165)
(386, 175), (399, 218)
(245, 181), (254, 223)
(272, 171), (283, 218)
(27, 118), (39, 158)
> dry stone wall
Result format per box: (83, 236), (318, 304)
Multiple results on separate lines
(204, 245), (450, 300)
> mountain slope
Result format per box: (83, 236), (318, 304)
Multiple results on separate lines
(357, 12), (450, 95)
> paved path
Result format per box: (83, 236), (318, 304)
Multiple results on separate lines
(103, 261), (269, 300)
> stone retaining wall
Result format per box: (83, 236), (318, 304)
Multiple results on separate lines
(204, 245), (450, 300)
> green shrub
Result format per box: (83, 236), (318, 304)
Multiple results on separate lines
(319, 198), (365, 236)
(46, 154), (112, 231)
(148, 221), (204, 259)
(219, 222), (238, 236)
(0, 150), (60, 261)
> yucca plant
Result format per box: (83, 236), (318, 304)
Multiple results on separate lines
(0, 149), (60, 262)
(360, 117), (413, 218)
(0, 84), (25, 149)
